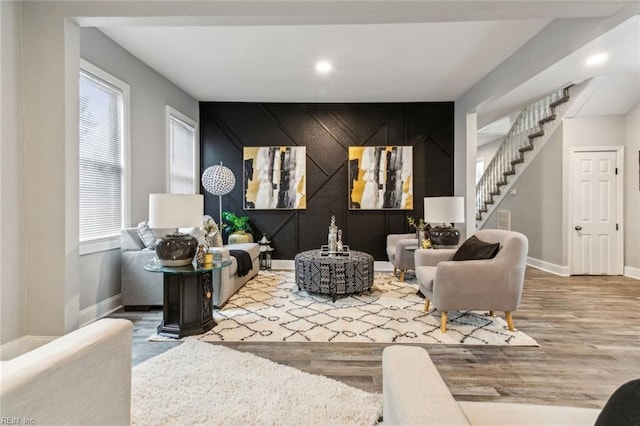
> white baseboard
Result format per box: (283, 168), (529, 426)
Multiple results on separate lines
(271, 260), (294, 270)
(527, 257), (569, 277)
(269, 260), (394, 272)
(624, 266), (640, 280)
(79, 294), (123, 327)
(0, 335), (56, 361)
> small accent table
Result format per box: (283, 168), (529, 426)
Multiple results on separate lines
(144, 260), (231, 338)
(294, 249), (374, 301)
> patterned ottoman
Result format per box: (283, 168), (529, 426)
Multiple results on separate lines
(294, 249), (374, 301)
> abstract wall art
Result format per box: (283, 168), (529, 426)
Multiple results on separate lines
(243, 146), (306, 210)
(348, 146), (413, 210)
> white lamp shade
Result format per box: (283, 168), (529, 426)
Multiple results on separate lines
(148, 194), (204, 229)
(424, 196), (465, 224)
(202, 163), (236, 196)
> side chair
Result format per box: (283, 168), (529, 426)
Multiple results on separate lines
(414, 229), (528, 333)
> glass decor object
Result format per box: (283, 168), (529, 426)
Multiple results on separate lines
(328, 215), (338, 252)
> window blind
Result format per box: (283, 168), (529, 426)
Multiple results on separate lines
(79, 70), (125, 243)
(169, 114), (196, 194)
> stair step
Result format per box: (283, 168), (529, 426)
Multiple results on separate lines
(484, 200), (494, 205)
(539, 114), (556, 125)
(528, 130), (545, 139)
(549, 95), (570, 109)
(503, 170), (515, 176)
(479, 208), (487, 213)
(511, 158), (524, 165)
(496, 180), (508, 186)
(490, 191), (500, 196)
(519, 145), (534, 153)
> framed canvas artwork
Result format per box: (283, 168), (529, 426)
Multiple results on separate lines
(348, 146), (413, 210)
(243, 146), (306, 210)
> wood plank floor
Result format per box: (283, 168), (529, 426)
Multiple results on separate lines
(108, 267), (640, 409)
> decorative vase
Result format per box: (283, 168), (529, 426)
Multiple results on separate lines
(228, 231), (254, 244)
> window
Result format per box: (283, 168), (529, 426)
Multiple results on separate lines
(167, 106), (198, 194)
(79, 60), (129, 254)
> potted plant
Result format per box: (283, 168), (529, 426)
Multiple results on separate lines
(221, 211), (254, 244)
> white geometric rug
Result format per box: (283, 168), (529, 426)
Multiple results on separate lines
(190, 270), (537, 346)
(132, 340), (382, 426)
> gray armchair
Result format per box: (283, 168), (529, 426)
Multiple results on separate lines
(414, 229), (528, 333)
(386, 233), (418, 282)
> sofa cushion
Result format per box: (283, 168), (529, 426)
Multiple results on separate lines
(226, 243), (260, 260)
(452, 235), (500, 261)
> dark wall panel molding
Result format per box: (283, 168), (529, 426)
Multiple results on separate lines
(200, 102), (454, 260)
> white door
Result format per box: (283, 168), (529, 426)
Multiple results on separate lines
(570, 150), (622, 275)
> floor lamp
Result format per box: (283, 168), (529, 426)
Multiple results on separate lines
(201, 162), (236, 227)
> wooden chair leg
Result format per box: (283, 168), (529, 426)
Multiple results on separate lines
(489, 310), (494, 316)
(424, 299), (430, 312)
(393, 266), (397, 275)
(505, 311), (515, 331)
(399, 270), (405, 282)
(440, 311), (448, 333)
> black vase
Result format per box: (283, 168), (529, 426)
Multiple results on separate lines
(429, 226), (461, 247)
(155, 233), (198, 266)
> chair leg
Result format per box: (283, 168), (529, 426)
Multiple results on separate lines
(393, 266), (397, 275)
(399, 270), (405, 282)
(505, 311), (514, 331)
(440, 311), (448, 333)
(424, 299), (430, 312)
(489, 310), (494, 316)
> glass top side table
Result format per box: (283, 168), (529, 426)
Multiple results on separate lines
(144, 259), (232, 338)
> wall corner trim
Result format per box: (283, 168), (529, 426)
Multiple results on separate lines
(79, 294), (122, 327)
(624, 266), (640, 280)
(527, 257), (570, 277)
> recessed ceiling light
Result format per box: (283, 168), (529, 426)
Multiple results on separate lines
(586, 53), (608, 66)
(316, 61), (332, 73)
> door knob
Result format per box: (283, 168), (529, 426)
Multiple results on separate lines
(575, 225), (582, 231)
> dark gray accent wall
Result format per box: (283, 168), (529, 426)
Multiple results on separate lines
(201, 102), (454, 260)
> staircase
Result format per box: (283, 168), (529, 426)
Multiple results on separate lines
(476, 86), (572, 228)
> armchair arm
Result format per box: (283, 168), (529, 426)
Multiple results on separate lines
(209, 246), (230, 259)
(414, 248), (456, 267)
(387, 233), (416, 247)
(394, 238), (419, 270)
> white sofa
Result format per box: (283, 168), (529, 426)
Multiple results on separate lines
(382, 345), (601, 425)
(0, 319), (133, 425)
(121, 228), (260, 308)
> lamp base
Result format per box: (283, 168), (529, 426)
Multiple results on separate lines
(429, 226), (460, 247)
(155, 233), (198, 267)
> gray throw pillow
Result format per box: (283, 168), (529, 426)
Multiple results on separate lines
(452, 235), (500, 261)
(137, 221), (157, 249)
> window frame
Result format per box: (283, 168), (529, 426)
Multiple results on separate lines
(78, 59), (131, 255)
(165, 105), (199, 194)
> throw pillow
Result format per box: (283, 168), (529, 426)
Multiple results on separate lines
(137, 220), (157, 249)
(451, 235), (500, 261)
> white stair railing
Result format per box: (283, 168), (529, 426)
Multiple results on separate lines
(476, 87), (571, 224)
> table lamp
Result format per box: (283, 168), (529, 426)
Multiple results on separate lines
(149, 193), (204, 266)
(424, 196), (465, 247)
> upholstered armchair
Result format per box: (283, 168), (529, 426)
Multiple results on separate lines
(386, 233), (418, 281)
(414, 229), (528, 333)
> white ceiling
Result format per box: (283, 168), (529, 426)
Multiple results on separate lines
(96, 2), (640, 130)
(100, 20), (550, 102)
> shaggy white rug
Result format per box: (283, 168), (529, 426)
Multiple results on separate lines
(187, 270), (537, 346)
(132, 340), (382, 426)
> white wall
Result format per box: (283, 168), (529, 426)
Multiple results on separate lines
(477, 138), (503, 172)
(78, 28), (198, 311)
(1, 1), (27, 345)
(624, 101), (640, 275)
(484, 128), (564, 266)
